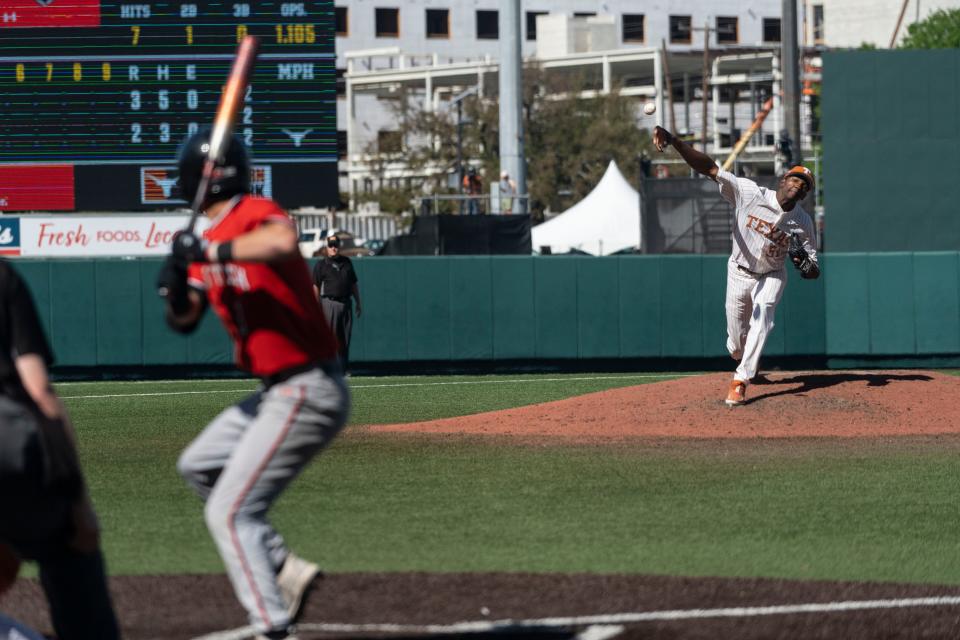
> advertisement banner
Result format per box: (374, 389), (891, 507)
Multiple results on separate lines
(0, 165), (75, 211)
(0, 0), (101, 28)
(0, 217), (20, 255)
(1, 215), (202, 257)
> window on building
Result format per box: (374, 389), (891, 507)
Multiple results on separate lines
(335, 6), (348, 36)
(669, 15), (691, 43)
(716, 16), (738, 44)
(375, 7), (399, 38)
(813, 4), (824, 43)
(574, 12), (596, 18)
(336, 67), (345, 98)
(763, 17), (781, 42)
(526, 11), (547, 40)
(426, 8), (449, 38)
(476, 9), (498, 39)
(622, 14), (644, 42)
(378, 130), (402, 154)
(337, 130), (347, 159)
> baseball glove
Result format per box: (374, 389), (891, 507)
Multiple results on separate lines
(788, 232), (819, 279)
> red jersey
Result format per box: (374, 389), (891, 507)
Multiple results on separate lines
(187, 195), (338, 377)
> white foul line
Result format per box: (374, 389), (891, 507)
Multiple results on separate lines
(191, 623), (624, 640)
(60, 389), (255, 399)
(58, 375), (691, 400)
(55, 378), (256, 386)
(191, 596), (960, 640)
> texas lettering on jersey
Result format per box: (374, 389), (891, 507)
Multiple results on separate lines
(744, 213), (790, 258)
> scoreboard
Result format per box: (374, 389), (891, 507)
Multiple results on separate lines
(0, 0), (337, 211)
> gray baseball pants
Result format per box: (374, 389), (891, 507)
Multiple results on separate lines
(177, 365), (349, 634)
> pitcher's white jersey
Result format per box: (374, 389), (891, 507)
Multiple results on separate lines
(714, 165), (818, 274)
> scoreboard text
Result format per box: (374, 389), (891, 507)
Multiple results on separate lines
(0, 1), (337, 211)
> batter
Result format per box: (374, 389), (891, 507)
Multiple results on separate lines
(158, 129), (349, 639)
(653, 125), (819, 405)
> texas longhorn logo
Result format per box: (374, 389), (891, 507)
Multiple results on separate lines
(141, 166), (273, 204)
(141, 168), (180, 204)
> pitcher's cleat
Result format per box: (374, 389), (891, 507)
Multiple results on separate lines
(725, 379), (747, 406)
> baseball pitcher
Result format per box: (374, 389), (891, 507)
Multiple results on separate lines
(157, 129), (349, 640)
(653, 126), (819, 406)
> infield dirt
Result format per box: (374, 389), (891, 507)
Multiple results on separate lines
(370, 370), (958, 440)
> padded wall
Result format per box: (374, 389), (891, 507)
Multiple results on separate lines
(29, 254), (950, 368)
(9, 256), (837, 367)
(823, 50), (960, 251)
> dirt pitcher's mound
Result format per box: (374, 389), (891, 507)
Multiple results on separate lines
(371, 371), (960, 439)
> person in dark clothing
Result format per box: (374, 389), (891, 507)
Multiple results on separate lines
(312, 234), (362, 371)
(0, 260), (120, 640)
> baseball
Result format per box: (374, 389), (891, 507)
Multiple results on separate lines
(643, 102), (656, 115)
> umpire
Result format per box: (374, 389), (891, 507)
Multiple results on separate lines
(312, 234), (362, 371)
(0, 260), (120, 639)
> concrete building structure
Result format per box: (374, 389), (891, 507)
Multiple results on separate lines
(814, 0), (960, 48)
(332, 1), (826, 205)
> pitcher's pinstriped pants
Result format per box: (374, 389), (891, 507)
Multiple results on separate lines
(177, 365), (349, 634)
(725, 260), (787, 383)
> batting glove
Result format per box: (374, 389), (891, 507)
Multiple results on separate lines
(171, 231), (209, 264)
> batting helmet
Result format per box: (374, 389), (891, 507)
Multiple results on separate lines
(176, 127), (251, 205)
(784, 165), (815, 192)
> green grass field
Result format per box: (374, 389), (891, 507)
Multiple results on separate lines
(55, 372), (960, 585)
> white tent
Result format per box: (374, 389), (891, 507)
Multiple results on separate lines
(531, 160), (640, 256)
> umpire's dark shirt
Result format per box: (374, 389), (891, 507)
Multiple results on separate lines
(0, 260), (53, 403)
(312, 255), (357, 300)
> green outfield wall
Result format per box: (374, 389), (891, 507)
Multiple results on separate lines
(12, 254), (960, 369)
(822, 50), (960, 252)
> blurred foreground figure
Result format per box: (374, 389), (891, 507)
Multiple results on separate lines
(0, 260), (120, 640)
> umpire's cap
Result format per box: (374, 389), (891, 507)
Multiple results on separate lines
(176, 127), (251, 205)
(784, 165), (815, 191)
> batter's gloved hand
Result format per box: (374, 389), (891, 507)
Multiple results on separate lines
(788, 232), (820, 279)
(171, 230), (209, 264)
(156, 254), (193, 314)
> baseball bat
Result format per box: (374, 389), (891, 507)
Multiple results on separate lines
(185, 35), (260, 233)
(720, 97), (774, 172)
